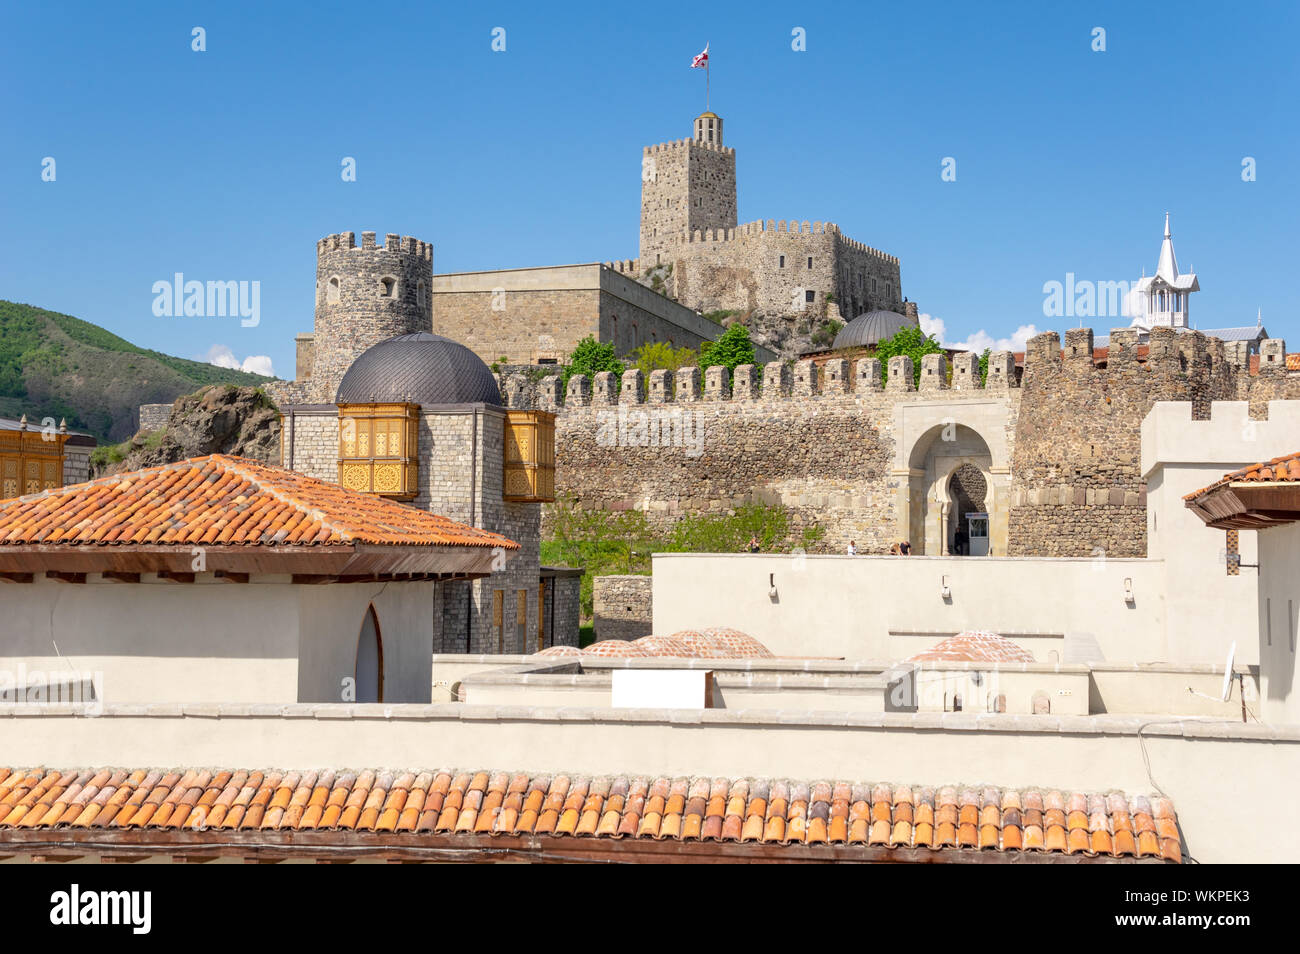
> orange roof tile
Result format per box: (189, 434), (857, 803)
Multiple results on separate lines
(907, 631), (1035, 664)
(0, 455), (516, 551)
(0, 767), (1180, 863)
(1184, 451), (1300, 501)
(1184, 452), (1300, 530)
(1248, 352), (1300, 375)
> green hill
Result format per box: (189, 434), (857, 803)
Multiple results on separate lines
(0, 299), (274, 442)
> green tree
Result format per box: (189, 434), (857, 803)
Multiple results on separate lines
(699, 323), (757, 381)
(562, 335), (624, 387)
(979, 348), (991, 385)
(628, 340), (698, 380)
(875, 325), (945, 388)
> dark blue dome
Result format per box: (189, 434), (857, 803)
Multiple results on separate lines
(336, 333), (501, 406)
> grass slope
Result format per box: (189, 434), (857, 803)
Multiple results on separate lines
(0, 299), (273, 442)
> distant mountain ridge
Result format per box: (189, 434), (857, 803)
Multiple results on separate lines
(0, 299), (273, 442)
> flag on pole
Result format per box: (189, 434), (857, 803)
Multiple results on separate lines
(691, 43), (709, 68)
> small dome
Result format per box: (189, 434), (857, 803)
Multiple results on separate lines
(906, 631), (1035, 664)
(832, 309), (917, 350)
(336, 333), (501, 406)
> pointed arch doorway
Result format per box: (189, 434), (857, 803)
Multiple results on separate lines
(355, 604), (384, 703)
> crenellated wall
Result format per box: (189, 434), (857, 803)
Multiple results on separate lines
(304, 230), (434, 404)
(642, 219), (903, 319)
(507, 352), (1021, 555)
(1008, 327), (1293, 557)
(501, 327), (1293, 558)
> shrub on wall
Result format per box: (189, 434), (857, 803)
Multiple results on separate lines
(629, 341), (698, 381)
(875, 325), (944, 387)
(699, 323), (756, 383)
(544, 496), (825, 619)
(562, 336), (624, 387)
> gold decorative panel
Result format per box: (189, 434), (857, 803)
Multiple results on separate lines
(503, 410), (556, 503)
(0, 424), (68, 499)
(336, 403), (419, 498)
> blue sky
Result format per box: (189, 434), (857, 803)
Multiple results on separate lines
(2, 0), (1296, 376)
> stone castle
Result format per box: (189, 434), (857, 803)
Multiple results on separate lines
(621, 110), (906, 323)
(260, 109), (1297, 567)
(500, 326), (1295, 558)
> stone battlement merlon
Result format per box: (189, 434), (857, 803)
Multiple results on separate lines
(834, 231), (901, 266)
(1023, 326), (1286, 376)
(655, 219), (899, 264)
(513, 351), (1019, 412)
(643, 138), (735, 156)
(317, 231), (433, 262)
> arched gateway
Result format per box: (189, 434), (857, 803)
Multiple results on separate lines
(892, 403), (1012, 555)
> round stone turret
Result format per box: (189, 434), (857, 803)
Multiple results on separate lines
(309, 230), (434, 403)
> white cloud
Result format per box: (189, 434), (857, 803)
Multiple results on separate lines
(918, 313), (1040, 353)
(205, 344), (274, 377)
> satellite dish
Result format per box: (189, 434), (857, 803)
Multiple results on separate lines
(1221, 641), (1237, 703)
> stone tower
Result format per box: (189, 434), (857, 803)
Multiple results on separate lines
(639, 112), (737, 267)
(308, 230), (434, 403)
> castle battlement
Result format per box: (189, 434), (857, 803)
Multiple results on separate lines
(1023, 327), (1288, 378)
(654, 219), (899, 264)
(643, 138), (735, 156)
(506, 351), (1019, 413)
(318, 231), (433, 262)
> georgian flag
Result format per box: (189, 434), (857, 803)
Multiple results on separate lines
(691, 43), (709, 68)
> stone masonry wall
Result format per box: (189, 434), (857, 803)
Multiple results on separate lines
(434, 288), (600, 365)
(634, 220), (903, 321)
(1008, 327), (1265, 558)
(594, 575), (653, 641)
(138, 404), (171, 432)
(548, 574), (582, 648)
(509, 354), (1021, 556)
(308, 231), (434, 404)
(639, 138), (737, 266)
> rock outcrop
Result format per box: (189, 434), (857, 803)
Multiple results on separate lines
(96, 385), (280, 476)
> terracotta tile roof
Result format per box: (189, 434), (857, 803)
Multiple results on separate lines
(0, 767), (1180, 862)
(539, 627), (773, 659)
(0, 455), (516, 551)
(1183, 451), (1300, 530)
(1247, 353), (1300, 374)
(908, 631), (1036, 665)
(1184, 452), (1300, 501)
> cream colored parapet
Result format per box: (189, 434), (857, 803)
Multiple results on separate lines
(1140, 400), (1300, 478)
(3, 703), (1296, 862)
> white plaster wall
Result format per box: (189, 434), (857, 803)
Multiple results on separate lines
(0, 576), (435, 705)
(0, 576), (299, 703)
(652, 553), (1168, 662)
(296, 581), (435, 704)
(1259, 523), (1300, 723)
(1146, 463), (1261, 664)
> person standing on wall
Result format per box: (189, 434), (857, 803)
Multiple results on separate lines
(899, 540), (911, 556)
(747, 535), (760, 553)
(847, 540), (857, 556)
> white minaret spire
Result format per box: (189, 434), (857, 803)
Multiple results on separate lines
(1129, 213), (1199, 329)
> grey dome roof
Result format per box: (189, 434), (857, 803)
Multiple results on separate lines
(336, 333), (502, 406)
(832, 309), (918, 349)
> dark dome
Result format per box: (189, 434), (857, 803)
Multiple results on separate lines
(336, 333), (502, 406)
(832, 309), (918, 349)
